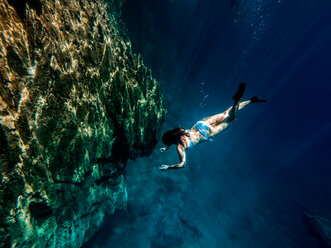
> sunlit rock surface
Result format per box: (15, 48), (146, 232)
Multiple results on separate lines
(0, 0), (165, 247)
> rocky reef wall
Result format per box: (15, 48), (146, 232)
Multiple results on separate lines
(0, 0), (165, 247)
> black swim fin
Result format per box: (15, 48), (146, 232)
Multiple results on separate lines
(250, 96), (267, 103)
(232, 82), (246, 102)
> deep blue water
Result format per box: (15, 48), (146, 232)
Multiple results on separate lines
(84, 0), (331, 247)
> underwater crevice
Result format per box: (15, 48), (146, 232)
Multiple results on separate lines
(8, 0), (42, 20)
(29, 201), (53, 226)
(6, 45), (28, 77)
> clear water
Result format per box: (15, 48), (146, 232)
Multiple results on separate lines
(83, 0), (331, 247)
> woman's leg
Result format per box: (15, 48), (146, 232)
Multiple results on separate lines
(203, 83), (247, 126)
(196, 83), (250, 137)
(206, 95), (266, 136)
(206, 100), (251, 136)
(204, 100), (251, 126)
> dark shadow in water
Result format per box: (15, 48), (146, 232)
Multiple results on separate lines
(8, 0), (42, 20)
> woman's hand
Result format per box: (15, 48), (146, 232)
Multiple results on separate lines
(159, 164), (169, 170)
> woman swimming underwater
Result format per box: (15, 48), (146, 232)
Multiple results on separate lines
(159, 83), (266, 170)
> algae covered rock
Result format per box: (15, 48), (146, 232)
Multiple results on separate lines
(0, 0), (166, 247)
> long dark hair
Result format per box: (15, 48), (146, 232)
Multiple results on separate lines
(162, 127), (189, 147)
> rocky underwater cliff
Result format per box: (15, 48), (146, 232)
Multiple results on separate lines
(0, 0), (165, 247)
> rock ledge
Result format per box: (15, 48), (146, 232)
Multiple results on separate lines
(0, 0), (165, 247)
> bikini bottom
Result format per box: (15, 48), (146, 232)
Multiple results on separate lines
(194, 121), (210, 140)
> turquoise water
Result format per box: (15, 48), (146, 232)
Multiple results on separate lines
(84, 0), (331, 247)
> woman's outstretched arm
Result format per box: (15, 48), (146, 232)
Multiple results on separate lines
(159, 144), (186, 170)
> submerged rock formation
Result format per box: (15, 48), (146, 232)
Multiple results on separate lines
(0, 0), (165, 247)
(303, 212), (331, 247)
